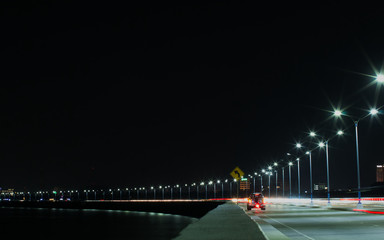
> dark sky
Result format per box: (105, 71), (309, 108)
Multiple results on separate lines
(1, 2), (384, 192)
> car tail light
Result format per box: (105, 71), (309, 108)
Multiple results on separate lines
(256, 204), (260, 208)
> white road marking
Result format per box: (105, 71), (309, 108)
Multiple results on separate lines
(262, 214), (316, 240)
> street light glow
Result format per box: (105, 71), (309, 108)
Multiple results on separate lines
(370, 109), (378, 115)
(334, 110), (342, 117)
(376, 74), (384, 83)
(268, 166), (272, 170)
(337, 130), (344, 135)
(319, 142), (325, 147)
(274, 162), (278, 166)
(288, 162), (293, 166)
(296, 143), (302, 148)
(309, 131), (316, 137)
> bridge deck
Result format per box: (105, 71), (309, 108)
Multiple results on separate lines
(173, 202), (266, 240)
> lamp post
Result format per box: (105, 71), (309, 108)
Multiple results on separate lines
(213, 181), (217, 199)
(282, 166), (285, 198)
(334, 108), (379, 209)
(177, 185), (181, 199)
(318, 141), (331, 206)
(306, 150), (313, 205)
(196, 183), (199, 199)
(297, 158), (301, 199)
(273, 163), (278, 197)
(294, 144), (302, 199)
(261, 169), (265, 193)
(208, 181), (213, 199)
(288, 162), (293, 198)
(268, 171), (271, 198)
(160, 186), (164, 200)
(200, 182), (205, 199)
(222, 180), (226, 198)
(151, 187), (155, 199)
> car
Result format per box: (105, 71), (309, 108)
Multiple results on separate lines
(246, 193), (266, 210)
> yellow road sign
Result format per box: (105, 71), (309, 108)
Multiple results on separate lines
(230, 166), (244, 180)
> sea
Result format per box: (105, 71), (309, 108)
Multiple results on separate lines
(0, 207), (196, 239)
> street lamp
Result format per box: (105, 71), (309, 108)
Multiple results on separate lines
(318, 140), (331, 206)
(151, 187), (155, 199)
(273, 163), (278, 197)
(334, 108), (379, 208)
(288, 162), (293, 198)
(293, 146), (302, 199)
(275, 170), (278, 198)
(282, 166), (285, 198)
(306, 151), (313, 205)
(296, 158), (301, 199)
(186, 184), (190, 199)
(160, 186), (164, 200)
(288, 152), (300, 199)
(208, 181), (213, 199)
(376, 74), (384, 83)
(268, 171), (272, 198)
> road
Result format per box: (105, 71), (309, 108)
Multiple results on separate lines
(240, 201), (384, 239)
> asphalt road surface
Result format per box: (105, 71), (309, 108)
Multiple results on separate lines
(242, 202), (384, 239)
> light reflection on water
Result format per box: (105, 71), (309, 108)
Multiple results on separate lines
(0, 207), (197, 239)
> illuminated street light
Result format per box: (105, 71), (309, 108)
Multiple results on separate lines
(268, 171), (272, 198)
(309, 131), (316, 137)
(376, 74), (384, 83)
(334, 107), (380, 209)
(337, 130), (344, 135)
(275, 169), (278, 198)
(334, 110), (342, 117)
(370, 108), (378, 115)
(306, 151), (313, 205)
(296, 158), (301, 199)
(296, 143), (302, 148)
(318, 140), (331, 206)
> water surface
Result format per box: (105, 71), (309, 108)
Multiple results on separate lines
(0, 207), (197, 239)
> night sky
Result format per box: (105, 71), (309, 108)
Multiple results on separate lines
(1, 2), (384, 192)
